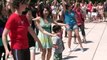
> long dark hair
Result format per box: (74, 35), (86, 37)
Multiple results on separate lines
(12, 0), (29, 9)
(39, 3), (51, 18)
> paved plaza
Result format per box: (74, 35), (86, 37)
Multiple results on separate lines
(5, 22), (107, 60)
(36, 22), (107, 60)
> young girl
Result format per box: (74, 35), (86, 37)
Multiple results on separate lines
(62, 0), (84, 52)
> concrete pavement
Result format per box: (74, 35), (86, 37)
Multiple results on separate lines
(35, 22), (107, 60)
(6, 22), (107, 60)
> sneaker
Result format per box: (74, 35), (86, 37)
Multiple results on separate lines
(68, 48), (73, 52)
(82, 39), (87, 44)
(80, 48), (84, 52)
(74, 42), (78, 44)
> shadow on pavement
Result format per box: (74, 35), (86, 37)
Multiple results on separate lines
(74, 48), (89, 52)
(63, 56), (77, 60)
(85, 40), (94, 44)
(73, 40), (93, 44)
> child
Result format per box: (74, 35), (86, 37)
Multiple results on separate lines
(52, 25), (64, 60)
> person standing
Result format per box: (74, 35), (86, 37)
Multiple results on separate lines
(97, 3), (104, 22)
(87, 1), (93, 22)
(62, 0), (84, 52)
(74, 3), (86, 44)
(33, 7), (55, 60)
(33, 5), (66, 60)
(0, 3), (12, 60)
(2, 0), (43, 60)
(22, 8), (36, 60)
(0, 13), (7, 60)
(52, 25), (64, 60)
(104, 1), (107, 21)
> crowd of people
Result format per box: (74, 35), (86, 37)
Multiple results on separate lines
(0, 0), (107, 60)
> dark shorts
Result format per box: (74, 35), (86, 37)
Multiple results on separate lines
(54, 53), (62, 60)
(12, 48), (30, 60)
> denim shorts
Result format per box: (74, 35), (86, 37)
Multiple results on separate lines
(66, 24), (78, 31)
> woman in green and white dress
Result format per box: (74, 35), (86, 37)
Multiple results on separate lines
(33, 7), (55, 60)
(33, 5), (66, 60)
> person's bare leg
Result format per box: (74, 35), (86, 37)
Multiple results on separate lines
(47, 48), (52, 60)
(67, 30), (72, 51)
(30, 47), (35, 60)
(74, 29), (84, 49)
(74, 33), (77, 44)
(41, 49), (46, 60)
(83, 36), (86, 43)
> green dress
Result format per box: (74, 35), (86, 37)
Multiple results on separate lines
(37, 18), (53, 48)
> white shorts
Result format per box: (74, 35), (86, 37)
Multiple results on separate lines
(91, 12), (98, 17)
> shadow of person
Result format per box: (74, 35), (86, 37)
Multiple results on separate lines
(63, 56), (77, 60)
(85, 40), (94, 44)
(74, 48), (89, 52)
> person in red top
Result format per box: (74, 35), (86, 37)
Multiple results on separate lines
(87, 1), (93, 12)
(74, 3), (86, 44)
(2, 0), (43, 60)
(87, 1), (93, 22)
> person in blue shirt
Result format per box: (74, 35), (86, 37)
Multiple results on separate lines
(62, 0), (84, 52)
